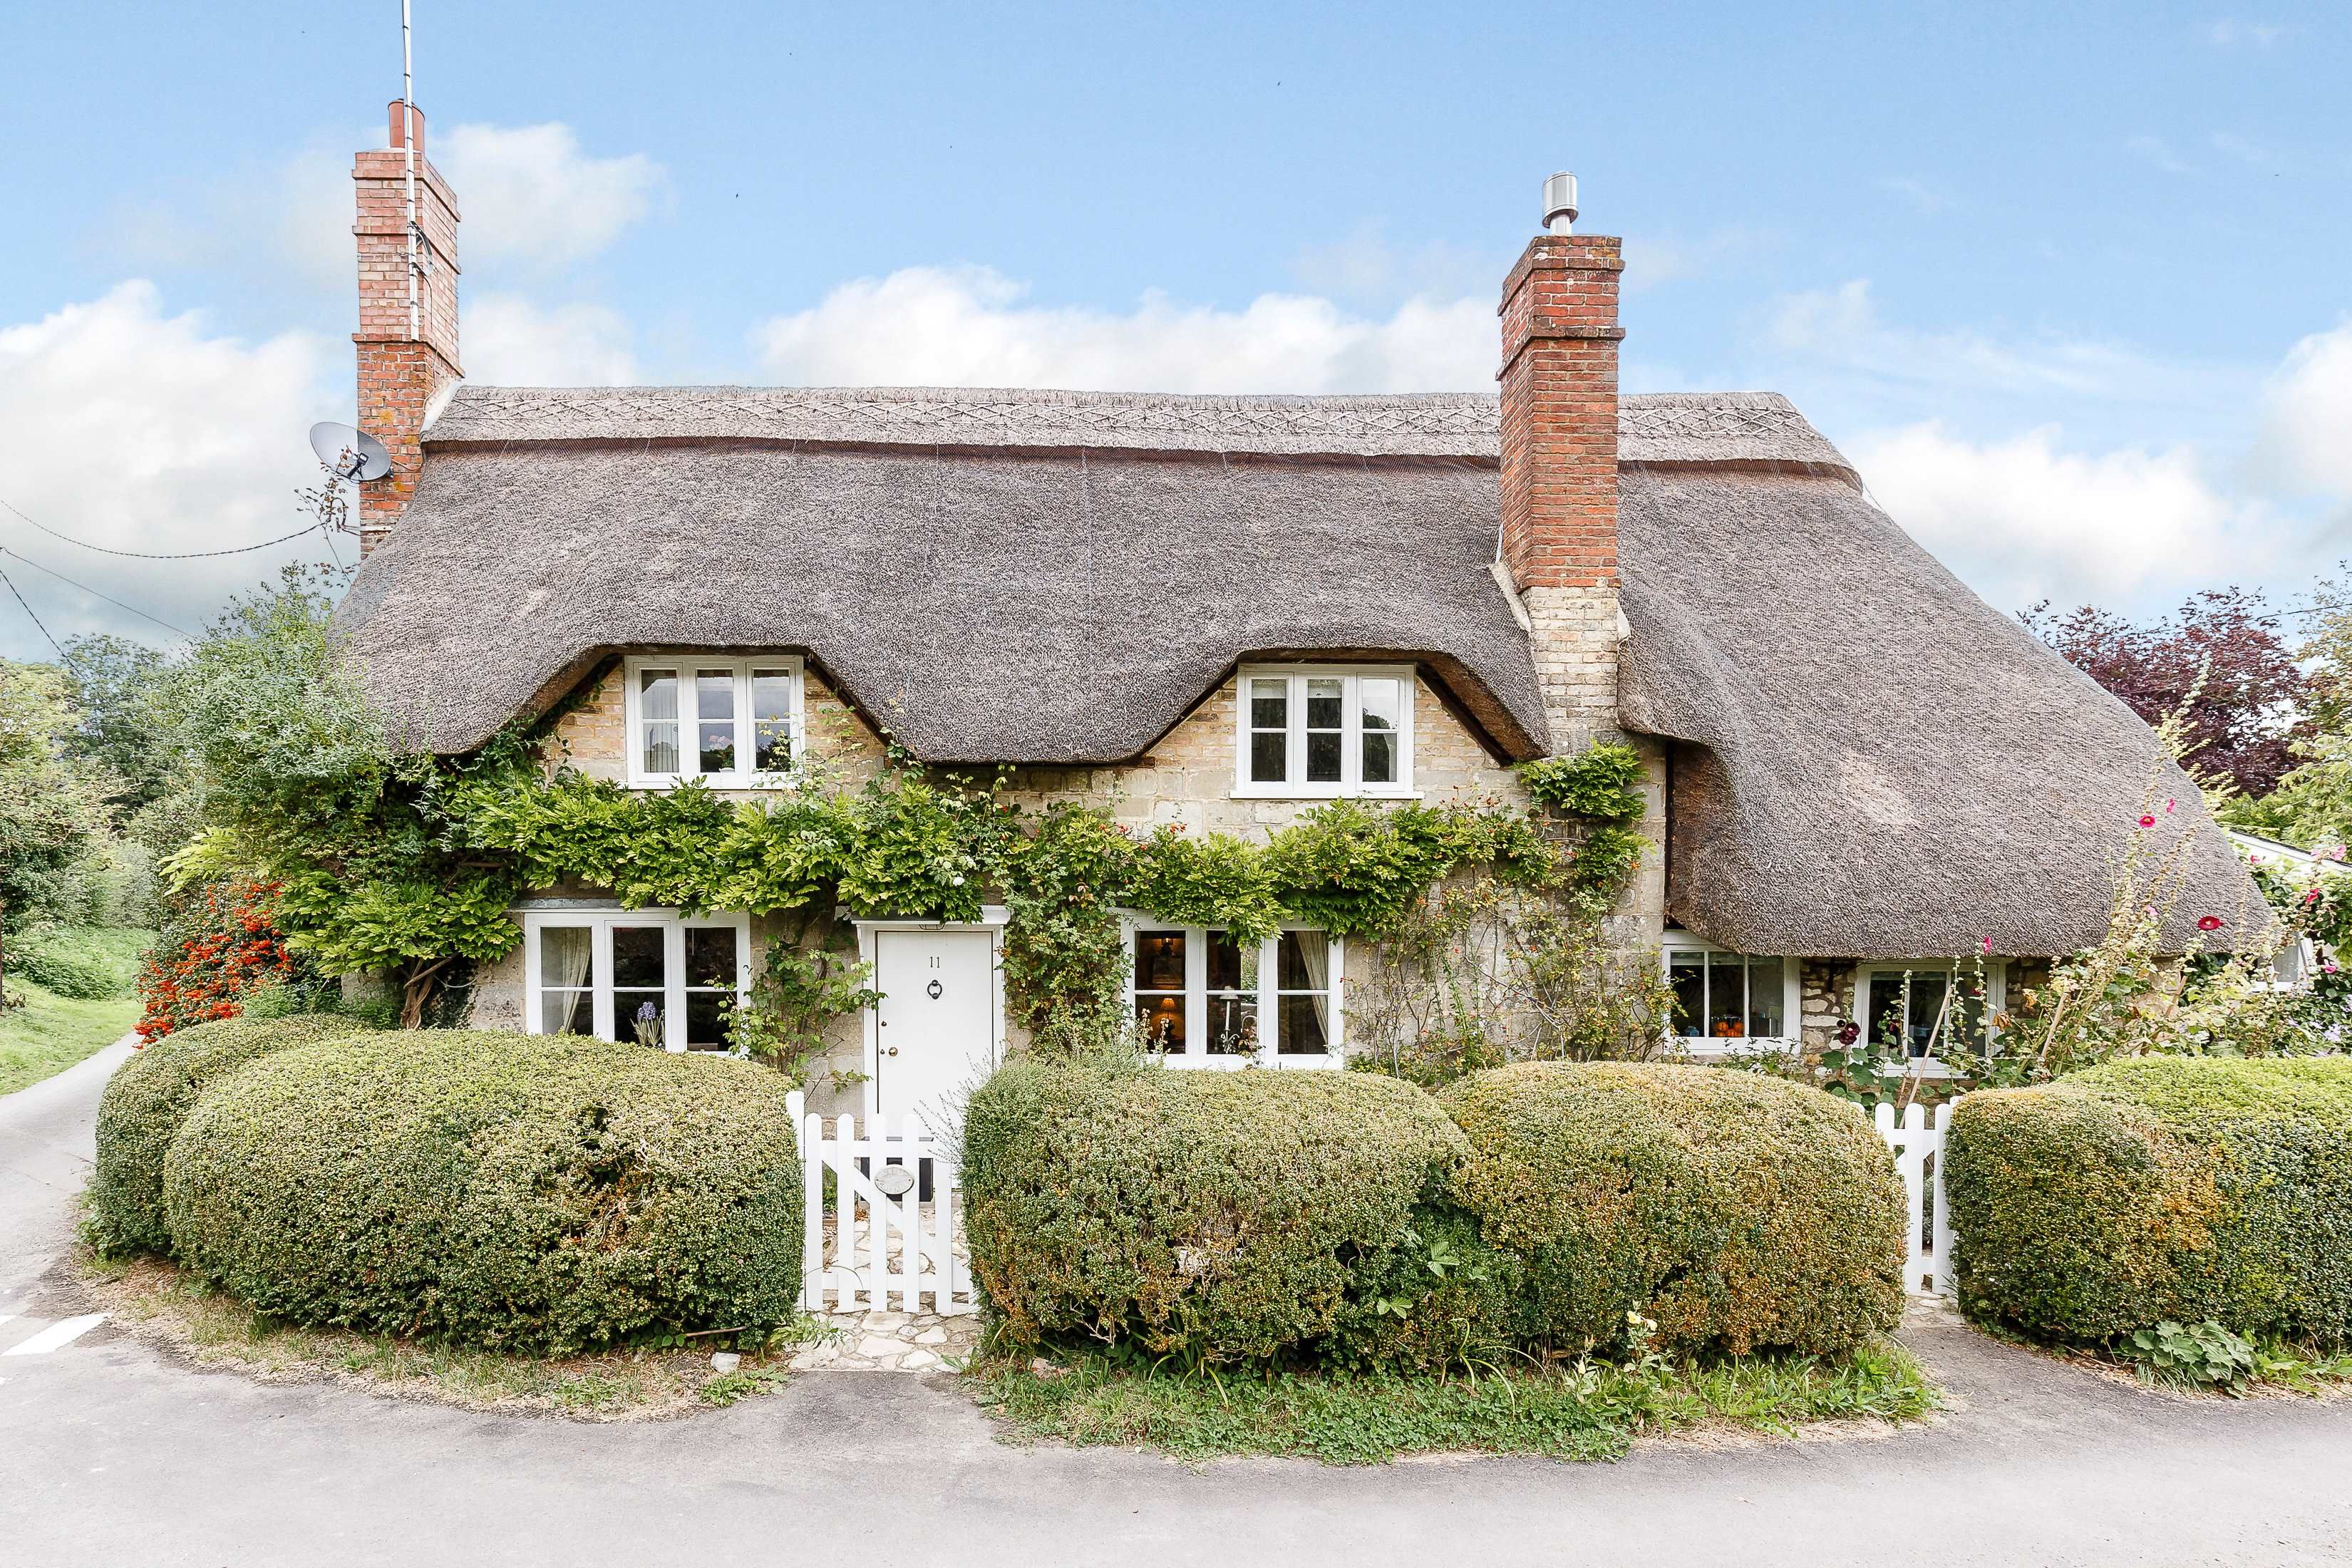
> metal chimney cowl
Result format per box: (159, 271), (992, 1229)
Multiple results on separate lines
(1543, 172), (1579, 234)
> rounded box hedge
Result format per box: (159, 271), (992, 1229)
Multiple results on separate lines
(162, 1031), (803, 1354)
(1946, 1056), (2352, 1346)
(1438, 1062), (1907, 1357)
(961, 1061), (1488, 1367)
(87, 1013), (377, 1256)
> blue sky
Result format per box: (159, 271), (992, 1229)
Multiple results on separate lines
(2, 1), (2347, 658)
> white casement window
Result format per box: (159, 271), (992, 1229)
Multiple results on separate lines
(521, 908), (752, 1052)
(1232, 664), (1414, 798)
(1125, 918), (1343, 1068)
(623, 655), (803, 787)
(1857, 961), (2007, 1059)
(1662, 939), (1801, 1052)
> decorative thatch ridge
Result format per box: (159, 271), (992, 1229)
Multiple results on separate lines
(422, 384), (1857, 476)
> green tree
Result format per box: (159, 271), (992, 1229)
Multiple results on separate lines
(58, 634), (176, 817)
(0, 658), (114, 933)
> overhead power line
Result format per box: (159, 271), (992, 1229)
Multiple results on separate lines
(0, 545), (194, 639)
(0, 563), (64, 658)
(0, 492), (331, 560)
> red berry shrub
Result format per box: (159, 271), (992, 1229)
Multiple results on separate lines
(135, 879), (299, 1041)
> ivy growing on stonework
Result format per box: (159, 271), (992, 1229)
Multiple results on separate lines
(155, 577), (1653, 1037)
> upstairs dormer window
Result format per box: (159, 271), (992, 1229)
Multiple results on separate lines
(624, 655), (803, 787)
(1232, 664), (1415, 798)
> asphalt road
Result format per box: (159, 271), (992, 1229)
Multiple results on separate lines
(4, 1043), (2350, 1567)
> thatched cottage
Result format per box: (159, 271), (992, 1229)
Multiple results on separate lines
(334, 110), (2255, 1115)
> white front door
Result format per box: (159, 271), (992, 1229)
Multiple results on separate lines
(872, 928), (999, 1125)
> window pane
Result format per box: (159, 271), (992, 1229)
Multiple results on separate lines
(1865, 974), (1907, 1054)
(1907, 973), (1949, 1057)
(1276, 929), (1329, 991)
(1362, 732), (1396, 785)
(613, 926), (665, 990)
(1708, 952), (1746, 1039)
(1305, 731), (1341, 783)
(1136, 993), (1185, 1051)
(1359, 679), (1400, 731)
(1745, 957), (1785, 1037)
(698, 725), (736, 774)
(752, 671), (794, 770)
(1135, 930), (1186, 991)
(695, 669), (736, 721)
(540, 990), (593, 1036)
(639, 668), (678, 722)
(643, 723), (679, 775)
(1668, 952), (1704, 1037)
(619, 994), (665, 1047)
(684, 989), (728, 1049)
(1250, 732), (1288, 783)
(1305, 679), (1343, 731)
(1206, 931), (1247, 993)
(1249, 679), (1288, 730)
(1278, 994), (1328, 1055)
(539, 925), (594, 989)
(685, 926), (737, 989)
(1206, 994), (1257, 1055)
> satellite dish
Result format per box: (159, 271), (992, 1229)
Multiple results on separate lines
(309, 421), (392, 483)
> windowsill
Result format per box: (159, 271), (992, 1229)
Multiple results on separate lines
(626, 772), (804, 792)
(1229, 785), (1422, 802)
(1155, 1053), (1342, 1071)
(1671, 1036), (1800, 1059)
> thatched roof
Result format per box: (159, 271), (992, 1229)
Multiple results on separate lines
(337, 382), (2259, 956)
(1616, 467), (2257, 958)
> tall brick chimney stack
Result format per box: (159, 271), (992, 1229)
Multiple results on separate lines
(353, 100), (461, 555)
(1497, 172), (1624, 753)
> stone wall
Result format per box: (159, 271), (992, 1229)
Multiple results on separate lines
(1799, 959), (1856, 1053)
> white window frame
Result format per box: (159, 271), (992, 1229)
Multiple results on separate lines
(1855, 961), (2008, 1064)
(1660, 936), (1802, 1057)
(1119, 914), (1344, 1069)
(520, 907), (753, 1052)
(1232, 664), (1416, 799)
(622, 654), (805, 788)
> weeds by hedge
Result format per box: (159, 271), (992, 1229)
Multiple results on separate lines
(1440, 1063), (1908, 1357)
(86, 1013), (374, 1256)
(161, 1031), (802, 1354)
(1947, 1056), (2352, 1346)
(961, 1061), (1491, 1368)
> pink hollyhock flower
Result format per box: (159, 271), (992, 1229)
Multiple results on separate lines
(1981, 936), (1992, 954)
(2139, 814), (2157, 828)
(2165, 798), (2177, 814)
(2197, 915), (2224, 932)
(2306, 888), (2323, 905)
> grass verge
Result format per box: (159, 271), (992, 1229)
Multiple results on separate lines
(81, 1252), (824, 1420)
(970, 1339), (1938, 1465)
(0, 974), (139, 1097)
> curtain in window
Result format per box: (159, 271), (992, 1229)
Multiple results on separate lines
(1291, 931), (1329, 1040)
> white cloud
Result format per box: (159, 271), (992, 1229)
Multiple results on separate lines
(463, 294), (639, 385)
(751, 265), (1492, 393)
(2252, 321), (2352, 499)
(2125, 134), (2199, 177)
(1849, 422), (2273, 611)
(2208, 19), (2284, 46)
(1875, 177), (1950, 216)
(438, 123), (664, 269)
(1766, 279), (2186, 402)
(0, 283), (337, 656)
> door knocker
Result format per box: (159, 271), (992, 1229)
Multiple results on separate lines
(927, 979), (944, 999)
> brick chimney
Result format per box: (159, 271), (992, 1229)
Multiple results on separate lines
(353, 100), (461, 554)
(1498, 172), (1623, 753)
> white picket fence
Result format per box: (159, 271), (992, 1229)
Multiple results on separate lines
(1873, 1098), (1957, 1299)
(788, 1090), (976, 1317)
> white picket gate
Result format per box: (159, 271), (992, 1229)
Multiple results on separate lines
(1873, 1098), (1957, 1299)
(788, 1091), (976, 1317)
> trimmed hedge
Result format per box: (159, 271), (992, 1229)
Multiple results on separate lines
(961, 1061), (1492, 1368)
(1946, 1056), (2352, 1346)
(162, 1031), (802, 1354)
(1439, 1063), (1907, 1357)
(87, 1013), (375, 1255)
